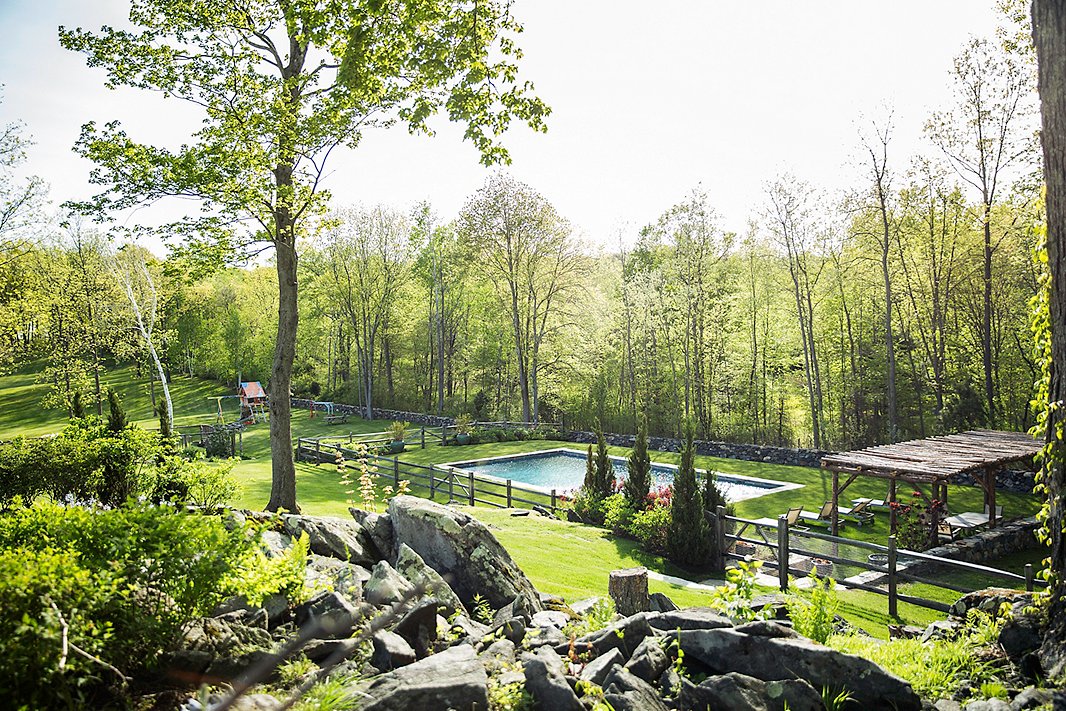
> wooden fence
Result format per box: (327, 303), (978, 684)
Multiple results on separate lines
(717, 506), (1043, 615)
(295, 437), (561, 514)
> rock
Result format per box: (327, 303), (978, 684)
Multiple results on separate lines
(964, 700), (1011, 711)
(479, 639), (516, 673)
(449, 614), (490, 643)
(216, 607), (268, 630)
(302, 638), (361, 664)
(532, 505), (555, 518)
(624, 635), (670, 682)
(358, 644), (489, 710)
(306, 555), (368, 601)
(387, 495), (543, 614)
(921, 619), (965, 642)
(522, 624), (568, 649)
(169, 618), (277, 679)
(659, 667), (682, 697)
(603, 665), (668, 711)
(566, 612), (658, 659)
(395, 543), (466, 615)
(649, 607), (732, 632)
(531, 610), (570, 629)
(1009, 687), (1054, 710)
(571, 597), (608, 616)
(365, 560), (415, 607)
(294, 591), (361, 640)
(499, 617), (526, 646)
(350, 507), (394, 558)
(649, 592), (679, 613)
(370, 630), (416, 671)
(282, 514), (376, 566)
(678, 672), (822, 711)
(566, 509), (588, 524)
(181, 692), (281, 711)
(999, 612), (1043, 663)
(260, 529), (293, 557)
(934, 701), (963, 711)
(392, 599), (441, 658)
(579, 648), (624, 686)
(493, 594), (538, 626)
(522, 646), (583, 711)
(735, 620), (799, 639)
(678, 627), (921, 711)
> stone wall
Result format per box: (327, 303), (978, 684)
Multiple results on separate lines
(564, 430), (830, 469)
(290, 399), (456, 428)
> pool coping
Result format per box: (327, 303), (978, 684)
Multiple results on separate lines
(440, 447), (804, 502)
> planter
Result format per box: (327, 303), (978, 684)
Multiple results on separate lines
(867, 553), (889, 568)
(388, 440), (405, 454)
(456, 433), (471, 445)
(796, 556), (834, 578)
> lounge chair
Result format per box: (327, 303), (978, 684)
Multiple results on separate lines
(839, 499), (876, 526)
(852, 496), (888, 510)
(798, 501), (836, 527)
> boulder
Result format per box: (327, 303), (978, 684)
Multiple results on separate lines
(306, 555), (368, 601)
(649, 607), (732, 632)
(565, 612), (658, 659)
(301, 638), (361, 664)
(370, 630), (416, 671)
(678, 672), (822, 711)
(479, 638), (517, 674)
(522, 624), (568, 649)
(678, 627), (921, 711)
(350, 507), (395, 558)
(358, 644), (489, 711)
(603, 665), (668, 711)
(282, 514), (376, 566)
(649, 592), (679, 613)
(624, 635), (670, 682)
(531, 609), (570, 629)
(387, 496), (543, 613)
(168, 618), (277, 679)
(395, 543), (466, 615)
(294, 591), (362, 640)
(522, 646), (582, 711)
(365, 560), (415, 607)
(392, 599), (441, 658)
(579, 648), (624, 686)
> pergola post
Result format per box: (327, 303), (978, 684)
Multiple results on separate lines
(888, 477), (897, 534)
(831, 470), (840, 536)
(986, 466), (997, 527)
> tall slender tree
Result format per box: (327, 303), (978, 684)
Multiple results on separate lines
(667, 421), (710, 566)
(624, 414), (652, 509)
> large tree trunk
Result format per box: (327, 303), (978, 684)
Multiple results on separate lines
(266, 204), (299, 513)
(1033, 0), (1066, 679)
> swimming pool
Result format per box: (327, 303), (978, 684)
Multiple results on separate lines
(443, 448), (802, 502)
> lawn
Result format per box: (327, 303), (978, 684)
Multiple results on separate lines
(0, 363), (1045, 637)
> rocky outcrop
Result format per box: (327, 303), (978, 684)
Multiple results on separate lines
(357, 645), (489, 710)
(386, 495), (543, 613)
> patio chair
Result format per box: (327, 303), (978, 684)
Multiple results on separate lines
(798, 501), (836, 527)
(839, 499), (876, 526)
(937, 521), (957, 543)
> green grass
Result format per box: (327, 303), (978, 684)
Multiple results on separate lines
(0, 363), (1046, 638)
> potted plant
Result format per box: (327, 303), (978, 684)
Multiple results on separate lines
(388, 421), (408, 454)
(454, 414), (473, 445)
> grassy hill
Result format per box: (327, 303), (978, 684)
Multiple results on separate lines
(0, 362), (1046, 636)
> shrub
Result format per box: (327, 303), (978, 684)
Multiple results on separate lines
(571, 487), (606, 524)
(593, 419), (614, 498)
(150, 457), (240, 509)
(623, 414), (651, 510)
(106, 389), (128, 433)
(707, 560), (766, 622)
(667, 421), (710, 566)
(223, 530), (310, 606)
(203, 428), (234, 458)
(627, 504), (671, 552)
(389, 421), (409, 441)
(0, 501), (258, 707)
(890, 491), (945, 552)
(786, 572), (839, 643)
(602, 493), (635, 534)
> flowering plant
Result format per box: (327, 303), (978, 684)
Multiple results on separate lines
(890, 491), (945, 551)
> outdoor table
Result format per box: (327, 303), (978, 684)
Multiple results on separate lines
(943, 511), (990, 533)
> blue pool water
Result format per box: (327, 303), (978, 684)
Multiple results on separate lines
(445, 449), (799, 502)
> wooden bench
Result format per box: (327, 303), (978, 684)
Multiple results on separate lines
(325, 413), (349, 425)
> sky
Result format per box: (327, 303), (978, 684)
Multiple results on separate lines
(0, 1), (1008, 251)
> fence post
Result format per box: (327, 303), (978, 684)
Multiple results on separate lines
(551, 489), (557, 513)
(468, 472), (475, 506)
(449, 469), (455, 502)
(507, 480), (513, 508)
(777, 514), (789, 592)
(421, 427), (426, 449)
(315, 438), (321, 462)
(429, 467), (435, 501)
(888, 535), (898, 618)
(393, 458), (399, 488)
(716, 505), (727, 562)
(238, 430), (243, 456)
(1025, 563), (1034, 593)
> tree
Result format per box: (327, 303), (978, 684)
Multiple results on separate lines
(926, 36), (1036, 423)
(667, 421), (710, 566)
(107, 389), (128, 433)
(624, 413), (651, 509)
(111, 245), (173, 427)
(1031, 0), (1066, 679)
(0, 92), (46, 263)
(62, 0), (548, 511)
(461, 174), (584, 423)
(594, 418), (614, 497)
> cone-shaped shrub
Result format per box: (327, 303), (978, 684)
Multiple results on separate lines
(667, 420), (710, 566)
(624, 414), (651, 509)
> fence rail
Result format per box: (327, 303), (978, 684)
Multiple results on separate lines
(717, 507), (1043, 616)
(295, 438), (560, 514)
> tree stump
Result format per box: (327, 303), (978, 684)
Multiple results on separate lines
(608, 567), (650, 616)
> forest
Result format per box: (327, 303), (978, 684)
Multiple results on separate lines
(0, 36), (1043, 452)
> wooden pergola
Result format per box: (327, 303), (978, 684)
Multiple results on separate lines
(820, 429), (1041, 538)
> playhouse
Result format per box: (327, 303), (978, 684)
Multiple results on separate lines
(238, 381), (269, 424)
